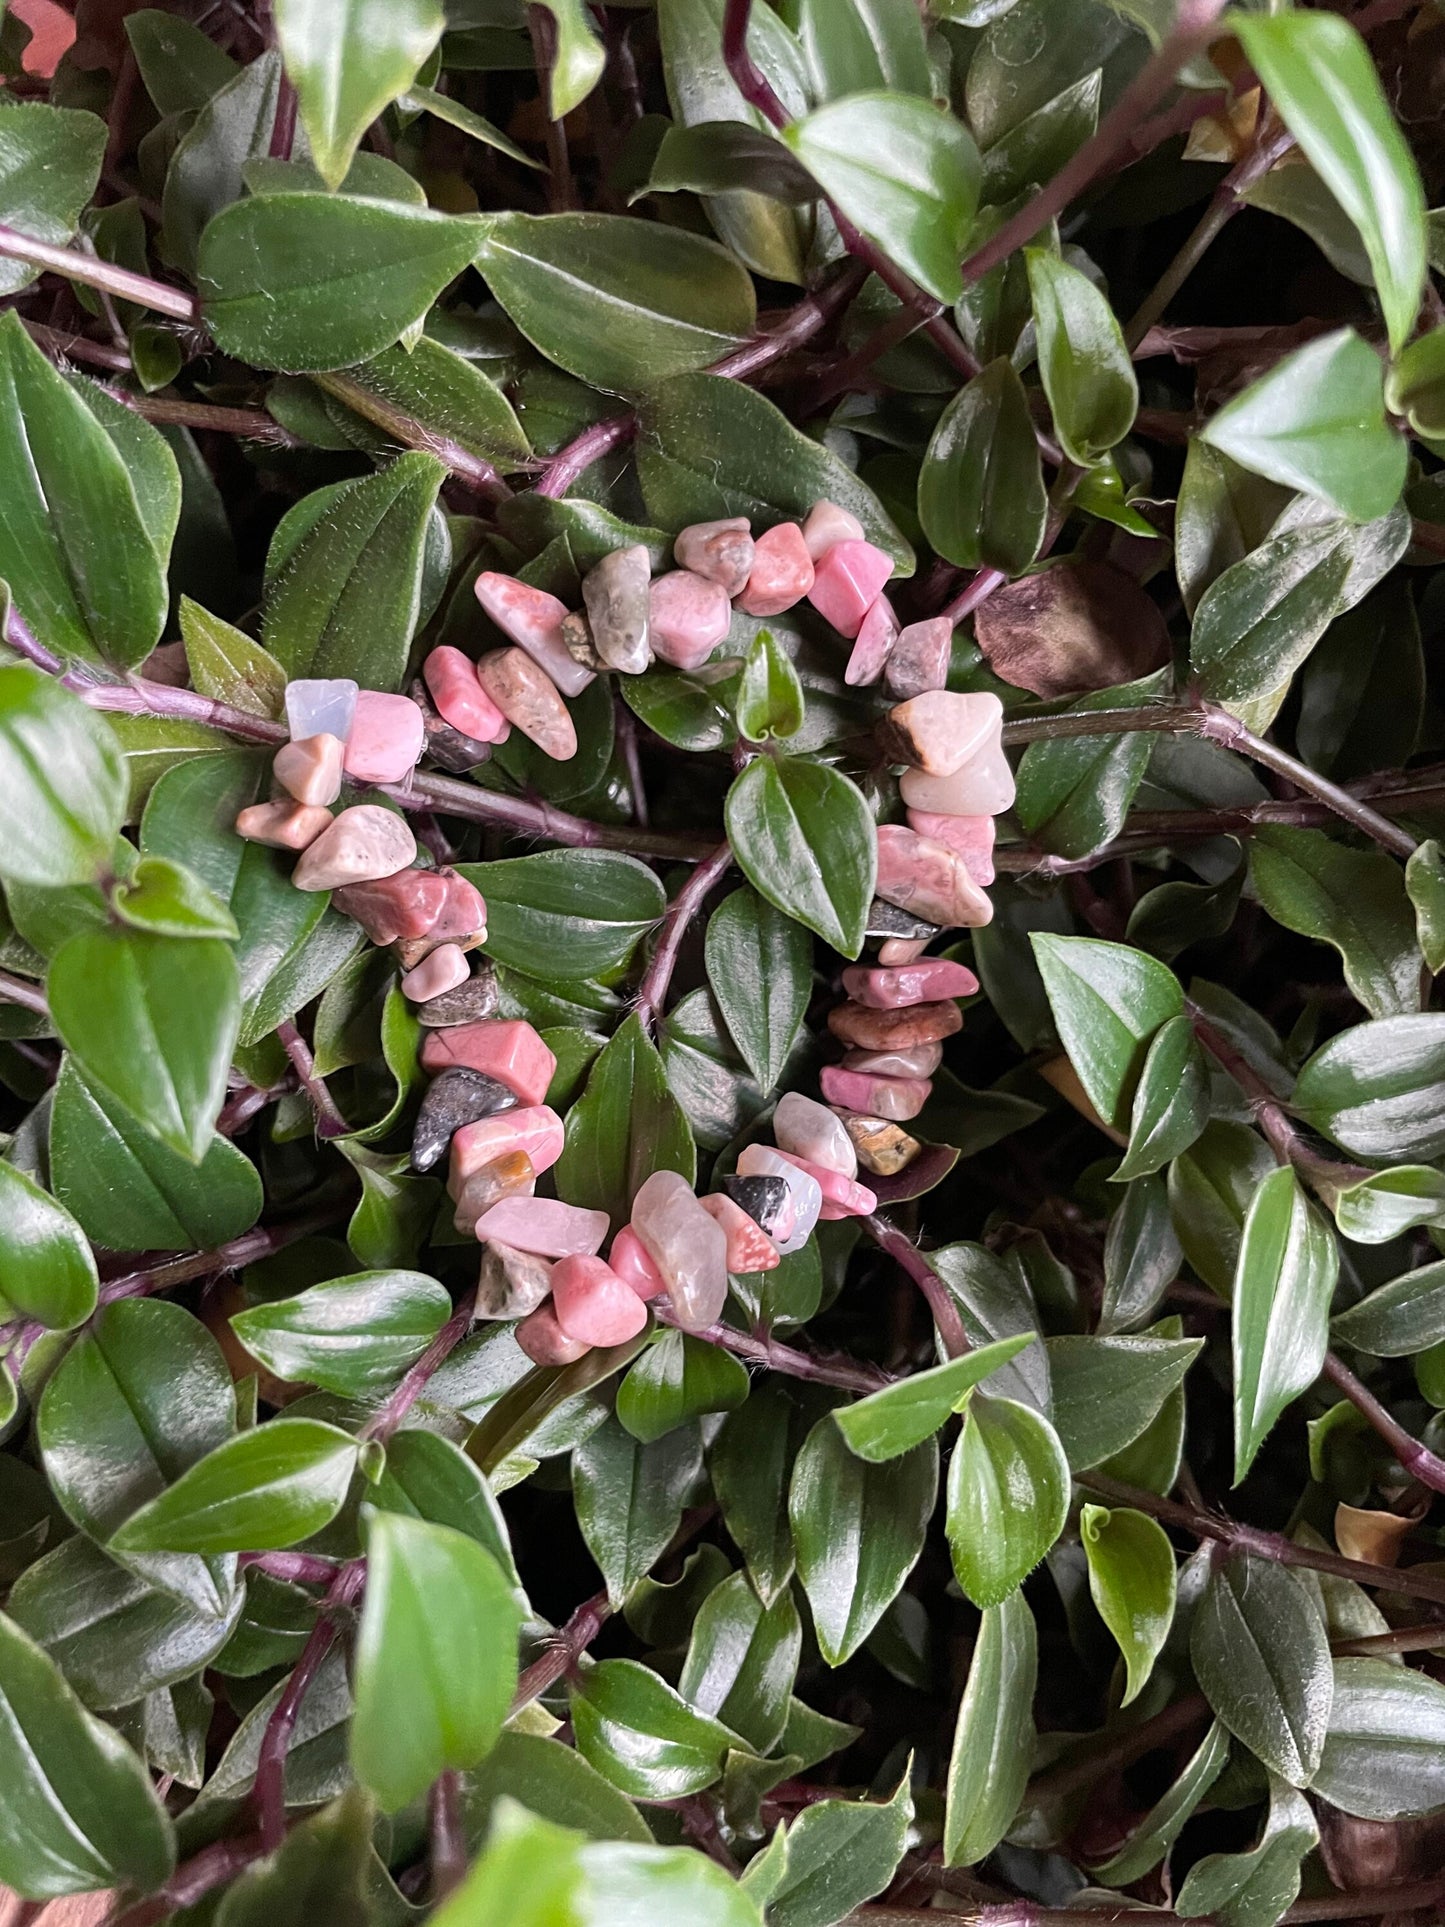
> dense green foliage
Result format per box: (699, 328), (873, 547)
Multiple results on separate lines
(2, 0), (1445, 1922)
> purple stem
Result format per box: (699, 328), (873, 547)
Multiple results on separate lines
(534, 412), (637, 499)
(429, 1770), (467, 1901)
(634, 841), (733, 1037)
(240, 1550), (343, 1586)
(510, 1586), (613, 1713)
(359, 1288), (477, 1446)
(253, 1559), (367, 1851)
(863, 1214), (968, 1360)
(656, 1306), (892, 1395)
(0, 968), (48, 1019)
(276, 1020), (351, 1140)
(0, 220), (199, 321)
(268, 70), (297, 159)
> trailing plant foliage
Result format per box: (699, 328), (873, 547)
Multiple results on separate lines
(4, 0), (1445, 1923)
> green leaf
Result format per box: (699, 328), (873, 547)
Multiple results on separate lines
(48, 928), (239, 1163)
(734, 628), (804, 744)
(796, 0), (931, 99)
(637, 373), (912, 572)
(0, 1611), (175, 1899)
(572, 1416), (702, 1606)
(617, 1331), (749, 1445)
(917, 358), (1046, 574)
(1312, 1657), (1445, 1820)
(532, 0), (606, 117)
(112, 1419), (358, 1556)
(570, 1657), (737, 1799)
(945, 1391), (1069, 1608)
(554, 1013), (696, 1232)
(679, 1570), (801, 1755)
(1190, 1551), (1333, 1786)
(351, 1509), (520, 1812)
(327, 334), (531, 468)
(37, 1298), (238, 1621)
(126, 8), (239, 113)
(1242, 163), (1373, 290)
(1188, 516), (1352, 713)
(433, 1799), (587, 1927)
(8, 1533), (242, 1712)
(782, 93), (980, 305)
(1080, 1505), (1176, 1707)
(162, 50), (294, 278)
(1250, 825), (1419, 1020)
(790, 1417), (936, 1664)
(1092, 1720), (1230, 1885)
(704, 885), (810, 1094)
(0, 316), (173, 666)
(1293, 1014), (1445, 1159)
(1332, 1166), (1445, 1246)
(981, 68), (1101, 205)
(832, 1336), (1034, 1463)
(50, 1059), (262, 1252)
(930, 1242), (1050, 1411)
(460, 850), (666, 980)
(1234, 11), (1426, 354)
(1386, 323), (1445, 439)
(195, 1643), (352, 1809)
(214, 1786), (374, 1927)
(400, 81), (538, 171)
(477, 212), (756, 397)
(263, 451), (446, 688)
(0, 103), (107, 297)
(1176, 1774), (1318, 1927)
(0, 668), (127, 886)
(1029, 933), (1183, 1132)
(1200, 329), (1405, 525)
(0, 1161), (96, 1330)
(712, 1379), (820, 1607)
(1047, 1333), (1202, 1470)
(1112, 1014), (1210, 1183)
(1015, 670), (1169, 862)
(111, 855), (239, 942)
(462, 1731), (652, 1845)
(943, 1588), (1036, 1867)
(1232, 1167), (1338, 1483)
(763, 1773), (913, 1927)
(274, 0), (444, 189)
(1175, 440), (1293, 620)
(1332, 1257), (1445, 1355)
(1024, 247), (1137, 466)
(1407, 839), (1445, 975)
(230, 1270), (452, 1398)
(726, 756), (876, 958)
(198, 194), (482, 372)
(1099, 1176), (1182, 1334)
(369, 1428), (521, 1595)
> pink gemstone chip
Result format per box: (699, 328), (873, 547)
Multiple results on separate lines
(845, 595), (899, 686)
(291, 805), (415, 891)
(884, 618), (952, 699)
(342, 692), (426, 785)
(517, 1304), (589, 1366)
(273, 733), (343, 807)
(333, 868), (448, 944)
(421, 1020), (557, 1106)
(802, 500), (865, 560)
(807, 540), (894, 639)
(905, 810), (997, 886)
(736, 523), (815, 618)
(609, 1225), (668, 1300)
(841, 958), (979, 1009)
(449, 1106), (565, 1187)
(875, 823), (994, 930)
(475, 572), (594, 698)
(472, 1197), (610, 1258)
(400, 943), (469, 1003)
(234, 800), (332, 851)
(773, 1149), (877, 1218)
(424, 646), (511, 744)
(819, 1065), (931, 1122)
(551, 1255), (649, 1346)
(697, 1192), (780, 1274)
(649, 570), (732, 670)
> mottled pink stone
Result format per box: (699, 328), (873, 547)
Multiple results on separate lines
(899, 743), (1016, 816)
(291, 806), (416, 891)
(630, 1169), (729, 1331)
(772, 1092), (857, 1178)
(843, 1041), (944, 1078)
(517, 1303), (589, 1366)
(883, 691), (1003, 775)
(736, 523), (815, 618)
(400, 943), (469, 1002)
(341, 693), (426, 785)
(424, 646), (511, 743)
(421, 1020), (557, 1106)
(609, 1226), (668, 1300)
(273, 733), (343, 806)
(884, 618), (952, 699)
(773, 1149), (877, 1218)
(474, 571), (594, 698)
(802, 499), (865, 560)
(807, 540), (894, 639)
(552, 1254), (649, 1345)
(234, 800), (331, 850)
(875, 823), (994, 929)
(845, 595), (899, 686)
(905, 810), (997, 885)
(428, 870), (487, 944)
(472, 1197), (610, 1258)
(674, 518), (754, 597)
(819, 1065), (932, 1122)
(697, 1192), (780, 1273)
(841, 958), (980, 1009)
(476, 648), (577, 761)
(649, 570), (732, 669)
(449, 1105), (565, 1186)
(333, 868), (448, 943)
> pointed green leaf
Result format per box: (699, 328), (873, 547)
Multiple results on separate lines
(735, 627), (804, 743)
(570, 1657), (738, 1799)
(1190, 1551), (1333, 1787)
(1313, 1657), (1445, 1820)
(679, 1570), (801, 1755)
(1047, 1333), (1202, 1471)
(726, 756), (876, 959)
(1024, 247), (1137, 466)
(945, 1392), (1069, 1608)
(943, 1587), (1036, 1867)
(1080, 1504), (1176, 1707)
(273, 0), (444, 190)
(1029, 933), (1183, 1131)
(1293, 1014), (1445, 1160)
(917, 358), (1046, 574)
(554, 1013), (696, 1231)
(0, 1161), (97, 1331)
(230, 1270), (452, 1398)
(1232, 1167), (1338, 1483)
(832, 1335), (1034, 1463)
(112, 1419), (358, 1556)
(1092, 1720), (1230, 1885)
(1250, 825), (1419, 1020)
(704, 885), (811, 1094)
(1112, 1014), (1210, 1182)
(572, 1416), (702, 1606)
(763, 1773), (913, 1927)
(617, 1331), (749, 1445)
(1176, 1774), (1318, 1927)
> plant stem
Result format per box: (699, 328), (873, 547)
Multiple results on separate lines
(528, 4), (575, 208)
(863, 1215), (968, 1359)
(534, 411), (638, 499)
(313, 369), (515, 502)
(635, 840), (732, 1037)
(253, 1559), (367, 1851)
(22, 316), (134, 372)
(0, 968), (48, 1018)
(428, 1770), (467, 1901)
(360, 1288), (478, 1446)
(276, 1020), (351, 1139)
(1331, 1621), (1445, 1657)
(101, 386), (298, 444)
(0, 221), (199, 321)
(240, 1550), (342, 1586)
(957, 0), (1233, 288)
(510, 1586), (612, 1714)
(656, 1307), (892, 1395)
(1023, 1690), (1210, 1807)
(1079, 1469), (1445, 1610)
(268, 70), (297, 160)
(1321, 1351), (1445, 1494)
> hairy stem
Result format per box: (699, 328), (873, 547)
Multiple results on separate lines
(253, 1560), (367, 1851)
(0, 968), (48, 1018)
(635, 841), (732, 1037)
(864, 1215), (968, 1359)
(313, 369), (515, 502)
(360, 1288), (478, 1446)
(510, 1586), (613, 1713)
(428, 1770), (467, 1901)
(657, 1307), (892, 1395)
(0, 221), (199, 320)
(276, 1020), (351, 1140)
